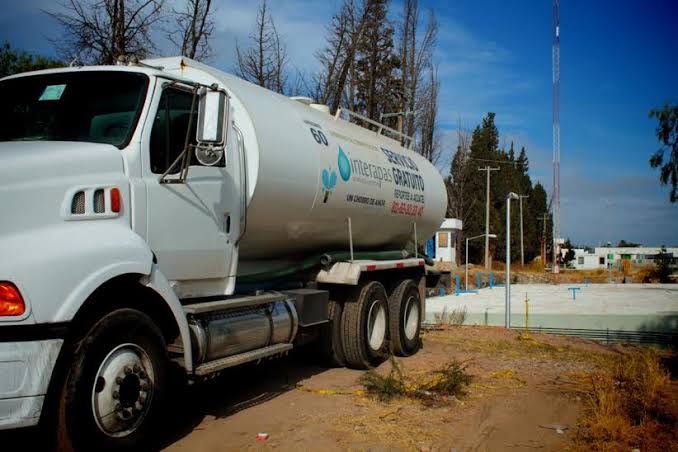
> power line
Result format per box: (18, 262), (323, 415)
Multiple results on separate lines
(470, 157), (527, 167)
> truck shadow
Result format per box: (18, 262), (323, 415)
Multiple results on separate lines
(0, 348), (331, 451)
(159, 347), (331, 448)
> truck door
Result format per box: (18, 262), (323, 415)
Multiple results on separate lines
(141, 81), (239, 297)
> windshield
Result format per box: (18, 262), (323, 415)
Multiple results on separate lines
(0, 71), (149, 148)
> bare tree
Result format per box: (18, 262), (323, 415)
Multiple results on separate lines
(235, 0), (287, 94)
(314, 0), (376, 114)
(416, 67), (440, 164)
(48, 0), (164, 64)
(167, 0), (214, 61)
(447, 117), (476, 263)
(398, 1), (437, 139)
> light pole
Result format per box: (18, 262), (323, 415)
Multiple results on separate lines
(506, 192), (520, 328)
(465, 233), (497, 290)
(519, 195), (529, 266)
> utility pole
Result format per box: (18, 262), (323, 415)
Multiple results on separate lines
(519, 195), (529, 266)
(537, 213), (549, 268)
(478, 166), (500, 269)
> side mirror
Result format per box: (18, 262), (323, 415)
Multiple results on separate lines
(196, 86), (228, 146)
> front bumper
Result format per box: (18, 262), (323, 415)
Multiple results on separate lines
(0, 339), (62, 429)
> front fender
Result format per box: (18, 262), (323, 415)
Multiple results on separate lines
(2, 222), (194, 372)
(140, 266), (193, 372)
(0, 222), (152, 324)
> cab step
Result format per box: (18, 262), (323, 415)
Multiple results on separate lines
(193, 343), (293, 376)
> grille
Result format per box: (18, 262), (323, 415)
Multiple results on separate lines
(93, 189), (105, 213)
(71, 191), (85, 214)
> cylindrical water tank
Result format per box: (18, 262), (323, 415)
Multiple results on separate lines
(172, 61), (447, 269)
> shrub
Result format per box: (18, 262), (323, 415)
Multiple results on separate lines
(433, 306), (467, 326)
(359, 356), (406, 401)
(359, 357), (473, 403)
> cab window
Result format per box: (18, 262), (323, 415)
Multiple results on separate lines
(150, 87), (198, 174)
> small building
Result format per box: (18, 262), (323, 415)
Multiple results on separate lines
(560, 246), (678, 270)
(432, 218), (463, 264)
(570, 248), (605, 270)
(595, 247), (678, 267)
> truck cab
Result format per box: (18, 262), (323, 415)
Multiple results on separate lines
(0, 58), (434, 450)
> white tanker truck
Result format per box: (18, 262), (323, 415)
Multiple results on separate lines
(0, 57), (446, 449)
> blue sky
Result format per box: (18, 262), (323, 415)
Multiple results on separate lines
(2, 0), (677, 246)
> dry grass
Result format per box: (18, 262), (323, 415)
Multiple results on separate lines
(635, 264), (656, 283)
(425, 328), (613, 368)
(527, 260), (547, 272)
(432, 306), (468, 326)
(574, 348), (678, 451)
(359, 356), (473, 404)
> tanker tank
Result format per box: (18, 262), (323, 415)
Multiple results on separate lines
(158, 58), (447, 275)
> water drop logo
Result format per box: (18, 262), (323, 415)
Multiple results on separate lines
(321, 167), (337, 203)
(338, 146), (351, 181)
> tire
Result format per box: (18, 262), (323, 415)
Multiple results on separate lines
(341, 281), (389, 369)
(318, 300), (345, 367)
(388, 279), (422, 356)
(56, 308), (169, 451)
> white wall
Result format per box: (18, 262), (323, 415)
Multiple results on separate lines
(595, 247), (678, 266)
(435, 231), (456, 264)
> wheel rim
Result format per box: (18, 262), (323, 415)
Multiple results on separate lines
(367, 299), (387, 351)
(403, 295), (420, 341)
(91, 343), (154, 438)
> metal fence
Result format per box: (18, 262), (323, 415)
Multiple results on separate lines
(509, 326), (677, 347)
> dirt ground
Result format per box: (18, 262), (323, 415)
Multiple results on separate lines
(161, 326), (616, 451)
(4, 326), (673, 450)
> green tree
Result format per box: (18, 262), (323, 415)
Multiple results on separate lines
(562, 238), (575, 267)
(446, 112), (544, 267)
(617, 239), (641, 247)
(0, 42), (62, 78)
(463, 112), (501, 264)
(653, 247), (673, 283)
(649, 103), (678, 202)
(353, 0), (401, 122)
(529, 182), (551, 264)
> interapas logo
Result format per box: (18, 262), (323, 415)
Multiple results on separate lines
(322, 146), (352, 203)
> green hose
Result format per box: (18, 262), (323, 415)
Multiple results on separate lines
(237, 249), (431, 284)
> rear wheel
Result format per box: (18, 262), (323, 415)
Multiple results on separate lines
(56, 308), (168, 451)
(341, 281), (389, 369)
(388, 279), (422, 356)
(318, 299), (345, 367)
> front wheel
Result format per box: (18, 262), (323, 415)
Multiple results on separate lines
(56, 308), (169, 451)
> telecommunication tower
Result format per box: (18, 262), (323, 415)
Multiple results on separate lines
(552, 0), (561, 273)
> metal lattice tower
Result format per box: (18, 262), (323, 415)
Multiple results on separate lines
(552, 0), (561, 273)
